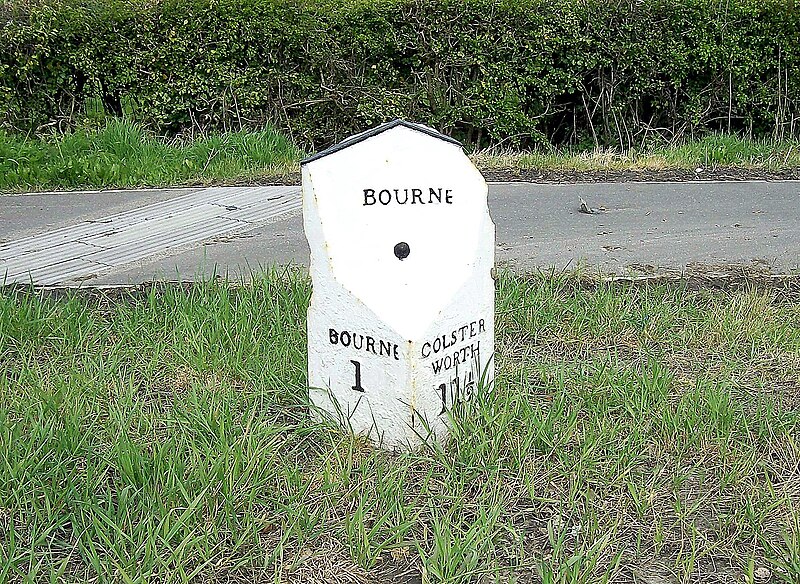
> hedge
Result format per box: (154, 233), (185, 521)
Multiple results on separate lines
(1, 0), (799, 149)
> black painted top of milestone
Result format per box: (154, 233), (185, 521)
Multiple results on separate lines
(300, 119), (462, 165)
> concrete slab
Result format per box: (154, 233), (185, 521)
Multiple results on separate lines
(0, 188), (200, 242)
(1, 186), (301, 284)
(89, 213), (308, 284)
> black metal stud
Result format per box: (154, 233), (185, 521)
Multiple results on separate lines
(394, 241), (410, 260)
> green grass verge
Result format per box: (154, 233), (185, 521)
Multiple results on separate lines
(1, 271), (799, 583)
(2, 122), (800, 193)
(0, 121), (303, 193)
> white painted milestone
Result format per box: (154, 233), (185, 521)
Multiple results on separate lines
(302, 120), (495, 449)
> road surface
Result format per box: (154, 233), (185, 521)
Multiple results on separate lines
(1, 181), (798, 285)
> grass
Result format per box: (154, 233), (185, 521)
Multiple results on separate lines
(473, 134), (800, 174)
(2, 122), (800, 193)
(0, 120), (303, 193)
(1, 270), (799, 583)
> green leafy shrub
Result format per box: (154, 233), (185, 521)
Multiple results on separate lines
(1, 0), (798, 149)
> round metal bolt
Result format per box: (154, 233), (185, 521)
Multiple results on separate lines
(394, 241), (410, 260)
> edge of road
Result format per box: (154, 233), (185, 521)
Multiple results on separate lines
(4, 177), (800, 198)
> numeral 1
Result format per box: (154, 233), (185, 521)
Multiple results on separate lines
(351, 360), (365, 392)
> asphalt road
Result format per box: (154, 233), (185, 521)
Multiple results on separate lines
(1, 181), (798, 285)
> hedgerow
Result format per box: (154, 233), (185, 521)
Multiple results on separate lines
(1, 0), (798, 149)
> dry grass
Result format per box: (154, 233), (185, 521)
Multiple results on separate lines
(472, 135), (800, 174)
